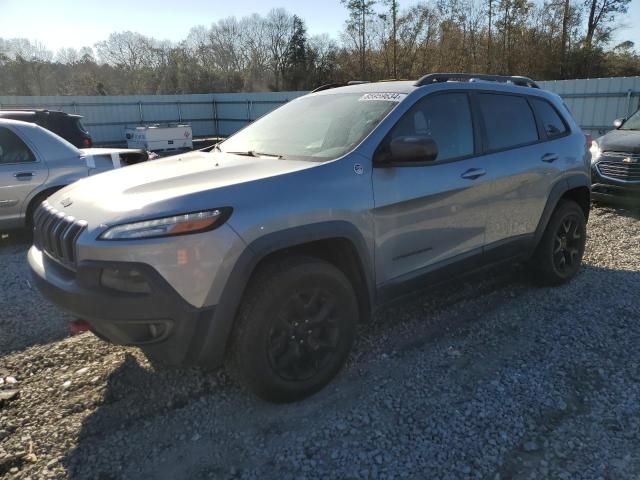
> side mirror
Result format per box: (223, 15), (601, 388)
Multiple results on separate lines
(613, 118), (626, 129)
(387, 136), (438, 164)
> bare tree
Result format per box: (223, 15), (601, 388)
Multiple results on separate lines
(341, 0), (377, 78)
(266, 8), (293, 90)
(0, 2), (639, 97)
(380, 0), (399, 77)
(584, 0), (631, 51)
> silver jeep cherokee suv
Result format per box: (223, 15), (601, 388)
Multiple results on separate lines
(29, 74), (591, 402)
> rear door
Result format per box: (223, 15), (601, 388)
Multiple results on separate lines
(372, 91), (492, 292)
(474, 93), (562, 255)
(0, 126), (48, 228)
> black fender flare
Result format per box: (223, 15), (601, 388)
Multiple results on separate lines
(532, 174), (591, 249)
(197, 221), (374, 367)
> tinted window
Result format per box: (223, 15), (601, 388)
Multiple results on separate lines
(75, 118), (89, 134)
(0, 127), (36, 164)
(531, 98), (568, 138)
(477, 94), (538, 151)
(389, 93), (474, 161)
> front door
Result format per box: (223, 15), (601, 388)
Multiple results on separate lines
(0, 126), (47, 228)
(371, 92), (492, 291)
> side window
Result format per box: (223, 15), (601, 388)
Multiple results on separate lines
(477, 94), (539, 151)
(389, 93), (474, 162)
(0, 127), (36, 164)
(530, 97), (568, 138)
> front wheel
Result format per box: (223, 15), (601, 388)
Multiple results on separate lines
(227, 256), (358, 402)
(528, 200), (587, 286)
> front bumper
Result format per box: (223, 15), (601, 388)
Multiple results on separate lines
(28, 246), (225, 367)
(591, 163), (640, 204)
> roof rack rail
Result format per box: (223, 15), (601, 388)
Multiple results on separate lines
(0, 108), (49, 112)
(414, 73), (540, 89)
(310, 80), (371, 93)
(310, 83), (345, 93)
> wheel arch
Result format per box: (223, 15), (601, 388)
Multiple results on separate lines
(560, 184), (590, 222)
(198, 221), (374, 367)
(532, 175), (591, 250)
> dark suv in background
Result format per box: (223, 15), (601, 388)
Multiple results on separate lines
(591, 107), (640, 203)
(0, 109), (92, 148)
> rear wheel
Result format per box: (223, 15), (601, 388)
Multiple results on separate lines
(528, 200), (587, 286)
(228, 256), (358, 402)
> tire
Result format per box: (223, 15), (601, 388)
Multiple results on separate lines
(227, 255), (359, 402)
(528, 199), (587, 286)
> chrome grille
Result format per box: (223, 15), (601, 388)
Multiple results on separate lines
(597, 153), (640, 182)
(602, 151), (640, 159)
(33, 201), (87, 267)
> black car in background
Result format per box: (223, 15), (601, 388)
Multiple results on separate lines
(591, 108), (640, 203)
(0, 109), (92, 148)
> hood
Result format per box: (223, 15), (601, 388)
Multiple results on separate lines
(48, 150), (315, 227)
(597, 129), (640, 154)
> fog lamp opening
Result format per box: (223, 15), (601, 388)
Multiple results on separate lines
(101, 267), (151, 294)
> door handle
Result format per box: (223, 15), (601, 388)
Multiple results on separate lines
(460, 168), (486, 180)
(541, 153), (559, 163)
(13, 172), (35, 180)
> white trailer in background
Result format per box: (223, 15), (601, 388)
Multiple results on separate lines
(125, 124), (193, 152)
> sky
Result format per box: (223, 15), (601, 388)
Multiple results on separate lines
(1, 0), (639, 53)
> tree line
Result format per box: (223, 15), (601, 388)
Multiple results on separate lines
(0, 0), (637, 97)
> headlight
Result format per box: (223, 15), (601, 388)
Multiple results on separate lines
(590, 140), (601, 164)
(99, 208), (231, 240)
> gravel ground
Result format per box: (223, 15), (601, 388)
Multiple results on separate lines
(1, 204), (639, 479)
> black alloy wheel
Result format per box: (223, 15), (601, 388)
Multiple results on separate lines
(267, 288), (341, 382)
(552, 215), (583, 275)
(228, 256), (358, 402)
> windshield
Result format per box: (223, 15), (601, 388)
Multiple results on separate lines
(219, 92), (404, 161)
(620, 109), (640, 130)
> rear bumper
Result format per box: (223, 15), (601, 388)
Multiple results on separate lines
(28, 246), (227, 367)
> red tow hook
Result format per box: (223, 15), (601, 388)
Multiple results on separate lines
(70, 319), (91, 335)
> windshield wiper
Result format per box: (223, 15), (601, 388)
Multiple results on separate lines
(226, 150), (284, 159)
(200, 143), (221, 153)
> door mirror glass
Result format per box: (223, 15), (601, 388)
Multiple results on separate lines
(388, 136), (438, 163)
(613, 118), (626, 129)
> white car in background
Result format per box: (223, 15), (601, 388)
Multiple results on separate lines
(0, 119), (148, 231)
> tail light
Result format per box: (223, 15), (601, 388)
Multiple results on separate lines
(82, 137), (92, 147)
(585, 133), (592, 149)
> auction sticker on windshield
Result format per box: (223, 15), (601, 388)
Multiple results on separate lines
(358, 93), (407, 102)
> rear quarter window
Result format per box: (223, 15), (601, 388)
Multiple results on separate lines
(477, 93), (539, 151)
(75, 118), (89, 133)
(530, 97), (569, 139)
